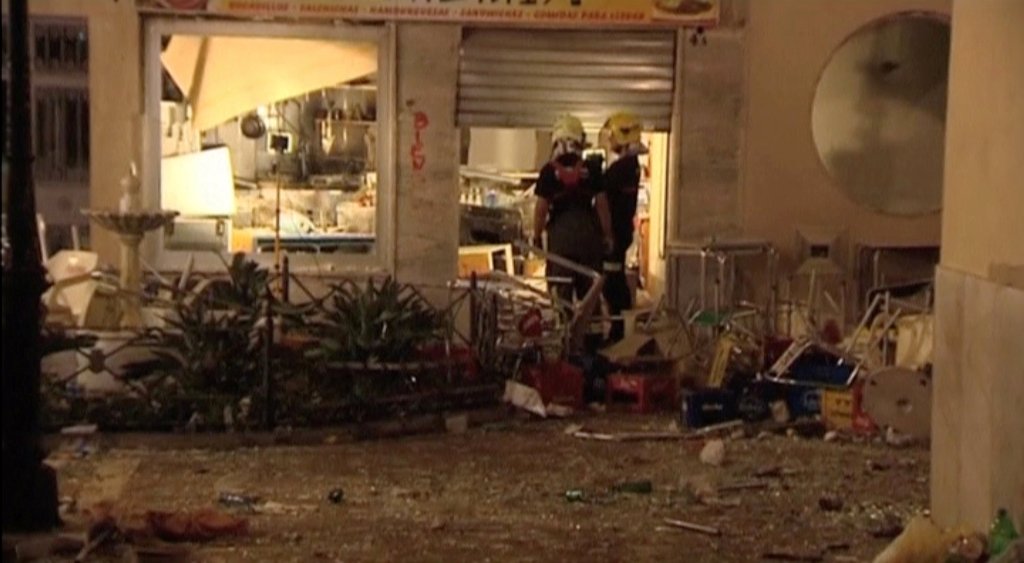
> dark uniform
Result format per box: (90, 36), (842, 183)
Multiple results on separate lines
(535, 153), (604, 305)
(602, 154), (641, 343)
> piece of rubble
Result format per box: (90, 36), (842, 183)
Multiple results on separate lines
(818, 495), (844, 512)
(546, 404), (574, 418)
(663, 518), (721, 536)
(866, 459), (892, 472)
(871, 514), (950, 563)
(884, 427), (915, 448)
(762, 549), (824, 562)
(503, 380), (547, 417)
(771, 401), (791, 423)
(681, 473), (718, 503)
(754, 466), (783, 479)
(564, 423), (585, 435)
(699, 439), (726, 466)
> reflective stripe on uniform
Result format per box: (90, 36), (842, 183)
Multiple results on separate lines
(603, 261), (624, 272)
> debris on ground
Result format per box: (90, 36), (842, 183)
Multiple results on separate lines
(762, 548), (824, 562)
(989, 539), (1024, 563)
(50, 413), (931, 561)
(612, 480), (653, 494)
(61, 424), (99, 437)
(884, 427), (916, 448)
(563, 423), (585, 435)
(871, 513), (967, 563)
(989, 508), (1021, 557)
(818, 494), (844, 512)
(771, 401), (791, 423)
(868, 510), (907, 539)
(754, 465), (784, 479)
(218, 491), (261, 512)
(662, 517), (721, 536)
(947, 531), (988, 562)
(327, 488), (345, 504)
(84, 502), (249, 544)
(571, 419), (743, 443)
(718, 480), (768, 493)
(681, 473), (719, 504)
(545, 404), (574, 418)
(867, 459), (892, 472)
(503, 380), (548, 417)
(564, 489), (586, 503)
(699, 439), (726, 466)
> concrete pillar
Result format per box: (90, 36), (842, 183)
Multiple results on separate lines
(23, 0), (142, 267)
(393, 23), (461, 300)
(931, 0), (1024, 532)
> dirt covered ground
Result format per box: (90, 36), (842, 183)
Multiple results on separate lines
(51, 414), (928, 562)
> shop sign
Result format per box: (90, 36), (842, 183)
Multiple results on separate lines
(139, 0), (719, 27)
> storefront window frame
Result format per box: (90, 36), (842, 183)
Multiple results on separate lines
(142, 18), (396, 275)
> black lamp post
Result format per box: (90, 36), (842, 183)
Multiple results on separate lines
(2, 0), (60, 531)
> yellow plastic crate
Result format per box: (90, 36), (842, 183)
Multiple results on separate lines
(821, 388), (854, 430)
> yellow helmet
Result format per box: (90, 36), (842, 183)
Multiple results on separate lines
(551, 114), (586, 145)
(603, 112), (643, 148)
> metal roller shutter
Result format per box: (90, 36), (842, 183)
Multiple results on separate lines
(458, 29), (677, 131)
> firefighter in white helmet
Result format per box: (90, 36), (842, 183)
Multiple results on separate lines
(599, 112), (647, 344)
(533, 114), (614, 310)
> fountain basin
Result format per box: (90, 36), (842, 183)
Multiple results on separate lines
(83, 210), (179, 237)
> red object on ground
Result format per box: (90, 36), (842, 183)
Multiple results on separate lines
(606, 372), (678, 413)
(850, 381), (878, 435)
(522, 361), (584, 409)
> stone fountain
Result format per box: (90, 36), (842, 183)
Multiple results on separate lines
(84, 164), (178, 328)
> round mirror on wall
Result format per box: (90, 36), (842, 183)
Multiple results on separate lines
(811, 14), (950, 216)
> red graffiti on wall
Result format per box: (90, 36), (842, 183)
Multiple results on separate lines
(411, 111), (430, 171)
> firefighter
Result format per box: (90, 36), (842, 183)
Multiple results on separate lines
(533, 114), (614, 308)
(599, 112), (647, 344)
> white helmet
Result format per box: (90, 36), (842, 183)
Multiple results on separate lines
(551, 114), (585, 145)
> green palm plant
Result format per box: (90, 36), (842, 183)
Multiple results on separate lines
(135, 253), (267, 397)
(309, 277), (446, 364)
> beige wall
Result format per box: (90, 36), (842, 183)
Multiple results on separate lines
(18, 0), (143, 266)
(931, 0), (1024, 531)
(939, 0), (1024, 284)
(742, 0), (949, 266)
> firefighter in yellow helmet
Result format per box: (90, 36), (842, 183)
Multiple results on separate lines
(534, 115), (614, 311)
(599, 112), (647, 344)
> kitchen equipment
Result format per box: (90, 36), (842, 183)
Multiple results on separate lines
(240, 113), (266, 139)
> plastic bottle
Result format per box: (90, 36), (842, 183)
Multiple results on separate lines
(989, 508), (1021, 557)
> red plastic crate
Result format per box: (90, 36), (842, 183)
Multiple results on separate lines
(606, 372), (678, 413)
(522, 361), (584, 409)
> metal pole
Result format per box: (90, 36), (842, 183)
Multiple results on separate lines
(2, 0), (60, 531)
(281, 254), (290, 304)
(263, 285), (276, 430)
